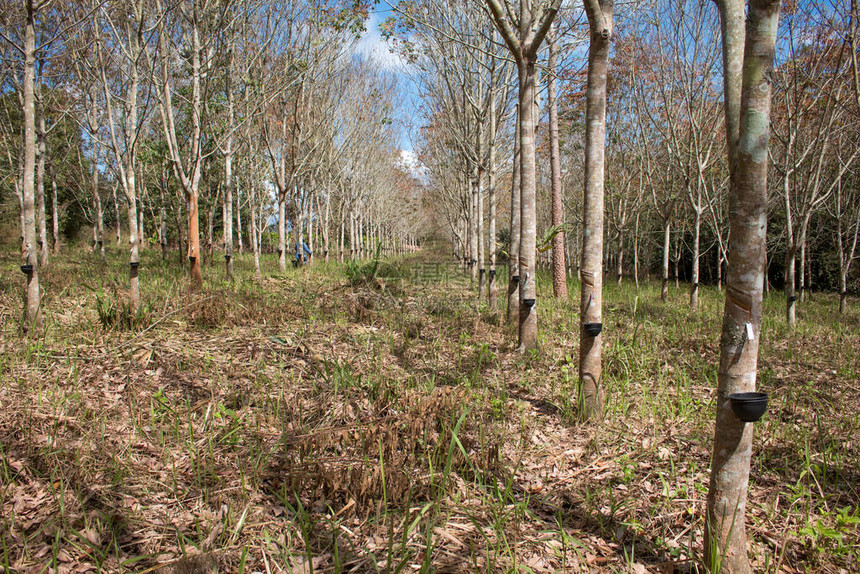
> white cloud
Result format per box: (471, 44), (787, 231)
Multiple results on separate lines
(354, 13), (410, 72)
(399, 149), (428, 181)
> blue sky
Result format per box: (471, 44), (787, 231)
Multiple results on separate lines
(353, 10), (422, 155)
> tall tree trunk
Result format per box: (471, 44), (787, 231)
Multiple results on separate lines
(236, 181), (243, 254)
(717, 0), (745, 176)
(51, 172), (59, 254)
(799, 237), (806, 302)
(548, 24), (567, 300)
(785, 248), (797, 326)
(21, 0), (40, 331)
(224, 53), (234, 279)
(207, 190), (216, 265)
(338, 207), (345, 262)
(579, 0), (612, 419)
(517, 57), (539, 351)
(126, 173), (140, 312)
(662, 217), (671, 300)
(224, 146), (234, 279)
(297, 188), (306, 267)
(278, 196), (287, 271)
(250, 173), (261, 277)
(477, 162), (485, 294)
(508, 104), (521, 326)
(37, 110), (48, 267)
(88, 86), (105, 258)
(176, 197), (184, 264)
(616, 230), (624, 285)
(138, 196), (145, 252)
(324, 187), (331, 263)
(114, 185), (121, 247)
(691, 202), (702, 309)
(488, 99), (498, 310)
(160, 204), (168, 260)
(717, 246), (724, 291)
(349, 210), (356, 260)
(706, 2), (781, 572)
(634, 212), (640, 291)
(306, 191), (314, 266)
(188, 191), (202, 288)
(470, 170), (478, 283)
(93, 152), (104, 258)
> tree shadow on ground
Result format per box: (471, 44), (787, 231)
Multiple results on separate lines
(0, 433), (146, 569)
(518, 479), (704, 573)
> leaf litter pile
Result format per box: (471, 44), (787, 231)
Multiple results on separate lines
(0, 249), (858, 573)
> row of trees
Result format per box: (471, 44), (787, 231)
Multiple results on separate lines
(1, 0), (424, 327)
(410, 0), (859, 322)
(392, 0), (853, 571)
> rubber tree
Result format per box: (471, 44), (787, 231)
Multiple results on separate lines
(577, 0), (612, 419)
(485, 0), (562, 351)
(96, 0), (146, 312)
(20, 0), (41, 330)
(487, 96), (499, 310)
(36, 90), (48, 267)
(547, 22), (567, 300)
(154, 0), (217, 291)
(705, 1), (782, 571)
(507, 102), (521, 325)
(222, 41), (237, 280)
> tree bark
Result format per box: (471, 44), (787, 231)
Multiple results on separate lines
(579, 0), (613, 420)
(250, 171), (261, 277)
(633, 212), (640, 291)
(37, 108), (48, 267)
(706, 3), (781, 572)
(716, 0), (745, 177)
(691, 200), (702, 309)
(785, 247), (797, 326)
(517, 56), (539, 351)
(114, 184), (121, 247)
(127, 173), (140, 311)
(470, 170), (478, 283)
(224, 46), (235, 280)
(548, 23), (567, 300)
(51, 172), (59, 254)
(662, 217), (671, 300)
(799, 237), (806, 302)
(88, 85), (105, 258)
(507, 112), (521, 325)
(236, 181), (243, 254)
(477, 159), (485, 295)
(488, 98), (498, 310)
(21, 0), (41, 331)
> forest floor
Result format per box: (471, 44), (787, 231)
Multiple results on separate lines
(0, 242), (858, 573)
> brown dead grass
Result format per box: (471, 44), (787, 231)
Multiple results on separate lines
(0, 246), (858, 573)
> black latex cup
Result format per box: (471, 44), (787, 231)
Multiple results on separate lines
(130, 261), (140, 270)
(583, 322), (603, 337)
(728, 392), (769, 422)
(20, 264), (33, 274)
(523, 298), (536, 309)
